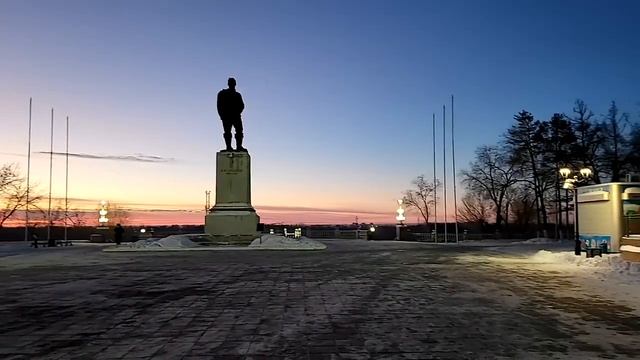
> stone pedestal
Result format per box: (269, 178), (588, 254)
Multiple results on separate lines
(204, 151), (260, 243)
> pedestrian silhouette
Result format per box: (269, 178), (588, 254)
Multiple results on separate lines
(30, 229), (39, 248)
(114, 224), (124, 245)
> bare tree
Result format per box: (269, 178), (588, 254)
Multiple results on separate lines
(461, 145), (518, 228)
(504, 110), (551, 232)
(0, 164), (41, 228)
(47, 201), (87, 227)
(402, 175), (439, 225)
(570, 99), (604, 183)
(601, 101), (629, 181)
(627, 123), (640, 173)
(458, 192), (491, 227)
(108, 203), (130, 226)
(509, 186), (537, 227)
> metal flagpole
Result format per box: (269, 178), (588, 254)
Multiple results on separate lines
(65, 116), (69, 243)
(443, 105), (448, 243)
(432, 113), (438, 242)
(25, 98), (33, 243)
(47, 108), (54, 247)
(451, 95), (459, 243)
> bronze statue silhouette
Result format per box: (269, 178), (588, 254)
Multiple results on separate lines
(217, 77), (246, 152)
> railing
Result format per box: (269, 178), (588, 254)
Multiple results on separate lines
(412, 233), (460, 243)
(413, 232), (539, 242)
(305, 229), (368, 240)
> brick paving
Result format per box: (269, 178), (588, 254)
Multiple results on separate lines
(1, 240), (639, 359)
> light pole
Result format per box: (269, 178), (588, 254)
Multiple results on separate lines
(368, 224), (376, 241)
(98, 200), (109, 228)
(559, 167), (592, 256)
(396, 199), (406, 240)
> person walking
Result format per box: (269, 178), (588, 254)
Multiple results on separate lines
(114, 224), (125, 245)
(30, 229), (39, 248)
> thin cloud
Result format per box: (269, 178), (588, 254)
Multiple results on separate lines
(37, 151), (175, 163)
(0, 152), (26, 157)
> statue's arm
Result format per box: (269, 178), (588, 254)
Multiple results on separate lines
(216, 91), (223, 118)
(239, 93), (245, 114)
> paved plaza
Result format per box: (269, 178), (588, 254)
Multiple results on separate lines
(1, 240), (639, 359)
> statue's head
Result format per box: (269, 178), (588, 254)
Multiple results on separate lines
(228, 77), (236, 89)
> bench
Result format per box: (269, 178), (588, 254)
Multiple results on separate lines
(30, 239), (73, 247)
(57, 239), (73, 246)
(584, 247), (602, 258)
(583, 242), (608, 258)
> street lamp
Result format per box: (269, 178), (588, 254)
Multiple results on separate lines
(98, 200), (109, 229)
(559, 167), (592, 255)
(395, 199), (406, 240)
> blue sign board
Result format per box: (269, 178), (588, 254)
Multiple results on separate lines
(579, 234), (611, 249)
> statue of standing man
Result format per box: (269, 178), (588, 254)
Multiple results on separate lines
(217, 77), (247, 152)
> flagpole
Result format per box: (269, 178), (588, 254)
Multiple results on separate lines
(65, 116), (69, 243)
(47, 108), (54, 247)
(451, 95), (459, 243)
(25, 98), (33, 242)
(443, 105), (448, 243)
(432, 113), (437, 243)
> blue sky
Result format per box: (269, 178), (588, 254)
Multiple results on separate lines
(1, 0), (639, 223)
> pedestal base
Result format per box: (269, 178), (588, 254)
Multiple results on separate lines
(204, 210), (260, 245)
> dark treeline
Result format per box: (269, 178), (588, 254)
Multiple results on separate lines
(459, 99), (639, 235)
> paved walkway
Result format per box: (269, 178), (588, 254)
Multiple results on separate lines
(0, 240), (639, 359)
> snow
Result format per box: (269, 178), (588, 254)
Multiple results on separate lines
(103, 234), (327, 251)
(130, 234), (199, 249)
(249, 235), (326, 250)
(455, 244), (640, 318)
(519, 237), (559, 244)
(530, 250), (640, 274)
(620, 245), (640, 253)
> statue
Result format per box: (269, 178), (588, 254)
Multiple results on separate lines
(217, 77), (247, 152)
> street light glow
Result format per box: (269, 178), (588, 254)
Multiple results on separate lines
(396, 200), (406, 222)
(98, 201), (109, 224)
(580, 168), (592, 178)
(557, 166), (592, 256)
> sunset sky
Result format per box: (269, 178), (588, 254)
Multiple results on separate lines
(1, 0), (639, 225)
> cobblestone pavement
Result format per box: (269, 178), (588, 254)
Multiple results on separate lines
(1, 240), (639, 359)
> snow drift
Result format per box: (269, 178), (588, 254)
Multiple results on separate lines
(249, 235), (326, 250)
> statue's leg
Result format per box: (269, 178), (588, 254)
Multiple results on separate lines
(222, 119), (233, 151)
(234, 119), (247, 152)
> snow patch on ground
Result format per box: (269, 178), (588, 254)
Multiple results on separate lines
(457, 245), (640, 316)
(620, 245), (640, 253)
(249, 235), (326, 250)
(530, 250), (640, 275)
(519, 237), (559, 244)
(130, 235), (199, 249)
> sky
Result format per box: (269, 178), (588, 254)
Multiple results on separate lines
(1, 0), (639, 225)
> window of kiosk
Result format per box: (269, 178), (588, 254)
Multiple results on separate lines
(622, 187), (640, 236)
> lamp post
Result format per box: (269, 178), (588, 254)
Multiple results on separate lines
(98, 200), (109, 229)
(559, 167), (592, 255)
(367, 224), (376, 241)
(396, 200), (406, 240)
